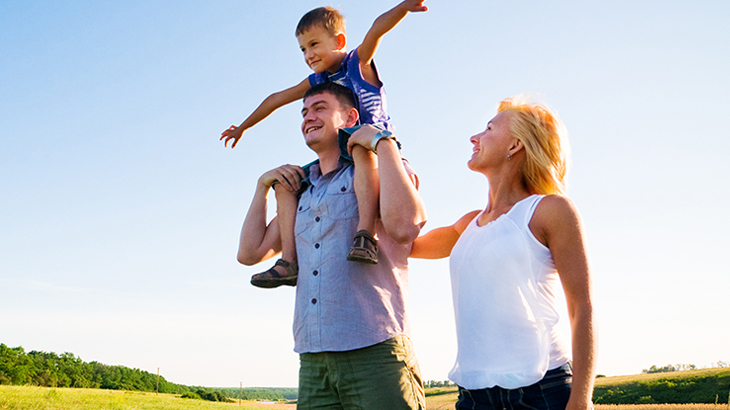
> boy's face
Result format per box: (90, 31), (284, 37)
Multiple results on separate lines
(297, 25), (345, 75)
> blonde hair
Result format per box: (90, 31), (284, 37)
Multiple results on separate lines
(498, 96), (569, 195)
(296, 7), (346, 38)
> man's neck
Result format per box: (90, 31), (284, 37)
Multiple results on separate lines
(316, 149), (342, 175)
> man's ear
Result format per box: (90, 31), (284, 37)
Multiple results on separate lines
(335, 33), (347, 50)
(345, 107), (359, 127)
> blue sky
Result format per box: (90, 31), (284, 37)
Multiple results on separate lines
(1, 0), (729, 387)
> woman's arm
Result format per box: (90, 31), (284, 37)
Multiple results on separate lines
(410, 210), (479, 259)
(531, 196), (596, 410)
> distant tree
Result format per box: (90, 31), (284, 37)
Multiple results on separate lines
(643, 364), (697, 374)
(0, 342), (190, 395)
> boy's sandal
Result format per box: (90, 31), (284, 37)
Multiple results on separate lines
(250, 259), (298, 288)
(346, 230), (378, 264)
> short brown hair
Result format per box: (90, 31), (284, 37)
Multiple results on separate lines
(296, 6), (346, 37)
(304, 83), (357, 112)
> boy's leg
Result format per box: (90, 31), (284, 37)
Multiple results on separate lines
(275, 183), (298, 269)
(250, 184), (299, 288)
(347, 145), (379, 264)
(351, 145), (379, 233)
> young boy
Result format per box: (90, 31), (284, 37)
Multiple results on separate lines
(221, 1), (427, 288)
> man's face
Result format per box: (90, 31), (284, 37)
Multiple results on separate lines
(301, 92), (348, 151)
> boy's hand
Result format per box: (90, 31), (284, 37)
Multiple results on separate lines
(220, 125), (244, 148)
(401, 0), (428, 13)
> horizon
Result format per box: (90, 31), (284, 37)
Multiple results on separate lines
(3, 340), (728, 389)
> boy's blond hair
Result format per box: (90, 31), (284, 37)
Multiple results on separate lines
(296, 6), (346, 37)
(498, 96), (569, 196)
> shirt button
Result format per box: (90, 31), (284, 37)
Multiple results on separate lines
(311, 298), (317, 304)
(314, 243), (320, 249)
(313, 270), (318, 276)
(315, 216), (320, 222)
(298, 206), (302, 211)
(340, 186), (346, 192)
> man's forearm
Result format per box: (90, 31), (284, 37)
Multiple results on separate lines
(376, 139), (427, 244)
(237, 182), (279, 265)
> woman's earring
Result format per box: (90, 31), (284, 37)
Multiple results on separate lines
(506, 152), (512, 160)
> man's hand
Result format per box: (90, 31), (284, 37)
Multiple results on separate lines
(220, 125), (244, 148)
(259, 164), (306, 193)
(346, 124), (381, 155)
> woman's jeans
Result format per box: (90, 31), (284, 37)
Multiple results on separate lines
(455, 363), (572, 410)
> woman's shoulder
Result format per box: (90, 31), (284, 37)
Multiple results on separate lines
(531, 195), (582, 243)
(454, 210), (481, 234)
(535, 194), (577, 215)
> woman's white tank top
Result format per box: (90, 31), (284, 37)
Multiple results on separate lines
(448, 195), (570, 389)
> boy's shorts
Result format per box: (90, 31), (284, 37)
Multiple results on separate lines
(298, 335), (426, 410)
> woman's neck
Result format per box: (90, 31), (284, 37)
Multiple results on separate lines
(480, 171), (531, 224)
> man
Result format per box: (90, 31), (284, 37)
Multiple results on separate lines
(236, 82), (427, 409)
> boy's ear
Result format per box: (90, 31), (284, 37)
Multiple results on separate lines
(335, 33), (346, 50)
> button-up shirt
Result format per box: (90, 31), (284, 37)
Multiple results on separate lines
(293, 158), (416, 353)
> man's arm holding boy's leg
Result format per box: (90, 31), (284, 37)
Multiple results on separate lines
(237, 164), (305, 265)
(221, 78), (311, 148)
(357, 0), (428, 83)
(347, 126), (427, 244)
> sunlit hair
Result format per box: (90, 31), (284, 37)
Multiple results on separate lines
(498, 96), (569, 195)
(296, 7), (346, 38)
(304, 82), (357, 111)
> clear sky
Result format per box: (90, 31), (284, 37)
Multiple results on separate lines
(1, 0), (728, 388)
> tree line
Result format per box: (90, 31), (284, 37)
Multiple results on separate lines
(424, 379), (454, 388)
(643, 362), (728, 374)
(0, 343), (230, 402)
(216, 387), (298, 401)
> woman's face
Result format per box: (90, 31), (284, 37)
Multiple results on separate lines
(468, 110), (514, 172)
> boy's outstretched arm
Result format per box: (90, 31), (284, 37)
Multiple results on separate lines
(357, 0), (427, 82)
(221, 78), (311, 148)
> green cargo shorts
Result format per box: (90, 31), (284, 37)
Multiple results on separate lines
(298, 335), (426, 410)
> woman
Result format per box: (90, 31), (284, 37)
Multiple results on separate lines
(412, 97), (595, 410)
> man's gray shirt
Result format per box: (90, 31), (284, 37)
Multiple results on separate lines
(293, 158), (417, 353)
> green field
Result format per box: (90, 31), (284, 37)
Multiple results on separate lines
(2, 368), (729, 410)
(0, 386), (295, 410)
(593, 368), (730, 404)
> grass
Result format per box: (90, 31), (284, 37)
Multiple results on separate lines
(595, 406), (725, 410)
(594, 368), (730, 388)
(0, 385), (296, 410)
(2, 383), (728, 410)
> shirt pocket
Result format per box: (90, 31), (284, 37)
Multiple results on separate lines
(324, 179), (358, 221)
(294, 198), (313, 236)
